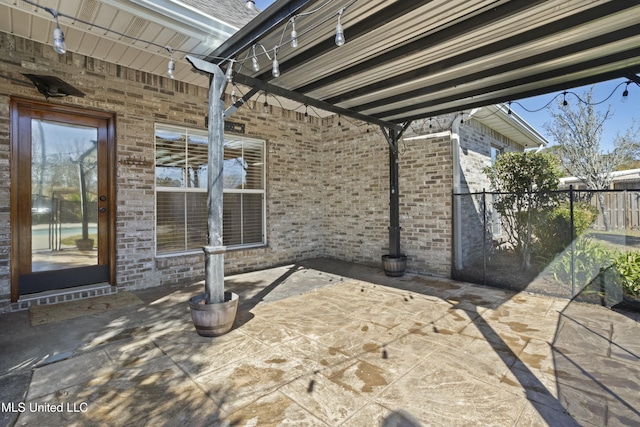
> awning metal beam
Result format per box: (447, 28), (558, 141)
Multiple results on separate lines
(231, 72), (402, 130)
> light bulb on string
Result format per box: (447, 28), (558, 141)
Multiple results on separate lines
(290, 18), (298, 48)
(263, 93), (269, 113)
(166, 47), (175, 79)
(562, 91), (568, 106)
(622, 82), (630, 103)
(304, 104), (308, 122)
(272, 49), (280, 78)
(45, 8), (66, 54)
(225, 62), (233, 83)
(245, 0), (255, 10)
(335, 9), (345, 47)
(53, 26), (66, 54)
(167, 58), (175, 78)
(251, 45), (260, 72)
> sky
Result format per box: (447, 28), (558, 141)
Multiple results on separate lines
(253, 0), (276, 11)
(250, 0), (639, 152)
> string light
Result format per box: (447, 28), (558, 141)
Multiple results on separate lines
(225, 61), (234, 83)
(166, 47), (175, 79)
(290, 17), (299, 49)
(263, 92), (269, 113)
(272, 48), (280, 78)
(44, 8), (66, 54)
(23, 0), (636, 124)
(241, 1), (354, 78)
(28, 0), (352, 86)
(304, 104), (309, 122)
(335, 8), (346, 47)
(251, 45), (260, 72)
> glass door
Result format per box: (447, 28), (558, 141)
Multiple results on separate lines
(31, 120), (99, 272)
(11, 99), (115, 300)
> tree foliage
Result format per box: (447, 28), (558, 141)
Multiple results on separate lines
(543, 87), (640, 229)
(483, 151), (561, 270)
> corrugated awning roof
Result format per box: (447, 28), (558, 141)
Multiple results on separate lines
(208, 0), (640, 129)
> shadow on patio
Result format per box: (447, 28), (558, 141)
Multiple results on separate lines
(1, 258), (638, 426)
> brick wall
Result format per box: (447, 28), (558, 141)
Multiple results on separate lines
(2, 34), (522, 299)
(455, 117), (522, 268)
(0, 34), (327, 298)
(400, 117), (456, 276)
(321, 118), (389, 267)
(319, 117), (455, 277)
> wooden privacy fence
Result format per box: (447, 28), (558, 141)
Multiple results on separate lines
(585, 190), (640, 231)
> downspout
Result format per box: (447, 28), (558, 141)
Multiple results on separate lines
(451, 108), (479, 272)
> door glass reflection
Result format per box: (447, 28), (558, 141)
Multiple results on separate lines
(31, 119), (98, 272)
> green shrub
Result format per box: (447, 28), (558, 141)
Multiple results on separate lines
(535, 202), (598, 257)
(612, 252), (640, 298)
(550, 238), (617, 289)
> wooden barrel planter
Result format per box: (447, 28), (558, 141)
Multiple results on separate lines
(189, 292), (239, 337)
(382, 254), (407, 277)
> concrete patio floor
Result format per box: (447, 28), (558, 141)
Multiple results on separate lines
(0, 258), (638, 426)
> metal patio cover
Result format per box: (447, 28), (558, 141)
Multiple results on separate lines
(209, 0), (640, 129)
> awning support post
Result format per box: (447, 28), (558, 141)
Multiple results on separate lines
(381, 122), (411, 259)
(186, 55), (228, 304)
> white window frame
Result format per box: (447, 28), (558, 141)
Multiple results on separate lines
(154, 123), (266, 256)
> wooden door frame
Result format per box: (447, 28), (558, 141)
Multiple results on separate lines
(9, 97), (117, 302)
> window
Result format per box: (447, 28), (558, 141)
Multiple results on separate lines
(155, 124), (265, 254)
